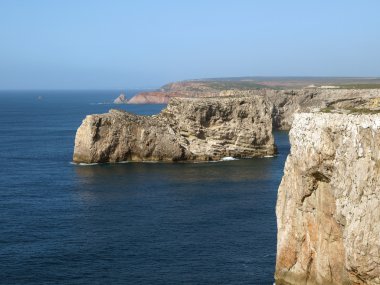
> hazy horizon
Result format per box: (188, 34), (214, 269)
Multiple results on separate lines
(1, 0), (380, 90)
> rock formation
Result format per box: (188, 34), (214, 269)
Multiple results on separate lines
(127, 77), (380, 105)
(127, 91), (172, 104)
(73, 96), (276, 163)
(275, 112), (380, 285)
(113, 93), (128, 104)
(128, 87), (380, 130)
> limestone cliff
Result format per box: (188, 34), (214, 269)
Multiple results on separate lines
(73, 96), (276, 163)
(275, 112), (380, 285)
(127, 91), (221, 104)
(128, 88), (380, 130)
(219, 89), (380, 130)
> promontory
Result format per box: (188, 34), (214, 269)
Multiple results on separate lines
(73, 96), (276, 163)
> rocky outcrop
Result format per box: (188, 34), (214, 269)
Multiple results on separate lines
(113, 93), (128, 104)
(127, 91), (173, 104)
(275, 112), (380, 285)
(128, 87), (380, 130)
(217, 89), (380, 130)
(73, 96), (276, 163)
(127, 91), (221, 104)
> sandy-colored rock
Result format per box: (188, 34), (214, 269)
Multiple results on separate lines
(275, 112), (380, 285)
(73, 96), (276, 163)
(127, 91), (171, 104)
(128, 88), (380, 130)
(219, 89), (380, 130)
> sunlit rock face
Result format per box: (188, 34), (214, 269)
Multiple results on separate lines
(275, 112), (380, 285)
(129, 88), (380, 130)
(113, 93), (128, 104)
(73, 96), (276, 163)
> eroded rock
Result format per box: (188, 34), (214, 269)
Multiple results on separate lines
(275, 112), (380, 285)
(113, 93), (128, 104)
(128, 88), (380, 130)
(73, 96), (276, 163)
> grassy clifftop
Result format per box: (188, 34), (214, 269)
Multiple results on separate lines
(160, 77), (380, 92)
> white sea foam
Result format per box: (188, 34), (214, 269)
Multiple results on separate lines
(220, 156), (238, 161)
(89, 102), (112, 105)
(264, 155), (274, 158)
(70, 162), (99, 166)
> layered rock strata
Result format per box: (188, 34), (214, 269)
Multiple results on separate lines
(275, 112), (380, 285)
(73, 96), (276, 163)
(128, 88), (380, 130)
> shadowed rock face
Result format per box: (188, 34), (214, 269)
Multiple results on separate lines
(73, 96), (276, 163)
(275, 112), (380, 285)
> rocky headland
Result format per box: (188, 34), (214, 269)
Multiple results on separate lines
(127, 77), (380, 105)
(125, 80), (380, 130)
(77, 78), (380, 284)
(73, 96), (276, 163)
(275, 112), (380, 285)
(219, 89), (380, 130)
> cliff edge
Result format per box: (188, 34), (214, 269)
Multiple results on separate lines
(73, 96), (276, 163)
(275, 112), (380, 285)
(128, 88), (380, 130)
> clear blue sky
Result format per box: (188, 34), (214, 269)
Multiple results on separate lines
(1, 0), (380, 89)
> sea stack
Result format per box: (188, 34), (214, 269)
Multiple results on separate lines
(275, 112), (380, 285)
(73, 96), (276, 163)
(113, 93), (128, 104)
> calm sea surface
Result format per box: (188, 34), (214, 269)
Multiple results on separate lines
(0, 90), (290, 285)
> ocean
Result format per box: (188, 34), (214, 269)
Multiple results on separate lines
(0, 90), (290, 285)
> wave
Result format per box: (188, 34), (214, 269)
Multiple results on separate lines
(70, 157), (243, 165)
(220, 156), (239, 161)
(89, 102), (112, 105)
(70, 162), (99, 166)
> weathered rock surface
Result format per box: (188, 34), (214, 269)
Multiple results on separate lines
(128, 87), (380, 130)
(218, 89), (380, 130)
(275, 112), (380, 285)
(73, 96), (276, 163)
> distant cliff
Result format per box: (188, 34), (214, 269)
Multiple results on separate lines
(275, 112), (380, 285)
(73, 96), (276, 163)
(113, 93), (128, 104)
(126, 84), (380, 130)
(128, 77), (380, 104)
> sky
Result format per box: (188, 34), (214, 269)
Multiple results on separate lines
(0, 0), (380, 89)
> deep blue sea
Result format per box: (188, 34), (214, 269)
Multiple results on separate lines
(0, 90), (290, 285)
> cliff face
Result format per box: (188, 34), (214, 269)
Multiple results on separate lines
(275, 113), (380, 285)
(127, 88), (380, 130)
(73, 96), (276, 163)
(127, 91), (220, 104)
(127, 91), (171, 104)
(219, 89), (380, 130)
